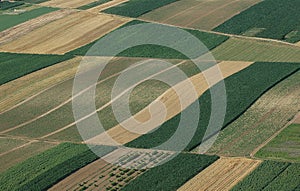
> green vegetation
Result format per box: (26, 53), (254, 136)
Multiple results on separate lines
(126, 62), (300, 151)
(0, 143), (115, 190)
(231, 161), (299, 191)
(16, 0), (49, 3)
(0, 6), (57, 32)
(214, 0), (300, 43)
(122, 153), (218, 191)
(207, 71), (300, 157)
(212, 38), (300, 62)
(255, 124), (300, 162)
(68, 20), (228, 59)
(0, 52), (73, 85)
(102, 0), (179, 18)
(0, 1), (24, 10)
(0, 137), (28, 154)
(77, 0), (112, 10)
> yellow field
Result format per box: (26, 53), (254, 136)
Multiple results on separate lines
(0, 57), (81, 113)
(140, 0), (261, 30)
(178, 157), (261, 191)
(0, 12), (131, 54)
(86, 61), (254, 145)
(40, 0), (96, 8)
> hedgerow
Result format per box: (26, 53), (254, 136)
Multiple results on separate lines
(213, 0), (300, 43)
(0, 143), (115, 190)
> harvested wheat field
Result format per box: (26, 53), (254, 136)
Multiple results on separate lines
(140, 0), (261, 30)
(178, 157), (261, 191)
(0, 12), (130, 54)
(0, 9), (77, 46)
(0, 57), (81, 113)
(86, 61), (254, 145)
(294, 113), (300, 124)
(40, 0), (96, 8)
(88, 0), (129, 13)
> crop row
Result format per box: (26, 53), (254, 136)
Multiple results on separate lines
(0, 143), (115, 190)
(214, 0), (300, 43)
(231, 161), (300, 191)
(126, 62), (300, 151)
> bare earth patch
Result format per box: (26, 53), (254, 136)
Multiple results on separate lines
(178, 157), (261, 191)
(40, 0), (97, 8)
(0, 12), (131, 54)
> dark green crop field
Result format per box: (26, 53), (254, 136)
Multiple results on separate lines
(214, 0), (300, 43)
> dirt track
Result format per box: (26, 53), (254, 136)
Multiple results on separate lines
(178, 157), (261, 191)
(0, 12), (131, 54)
(86, 61), (254, 145)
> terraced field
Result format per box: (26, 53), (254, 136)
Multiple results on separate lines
(140, 0), (261, 30)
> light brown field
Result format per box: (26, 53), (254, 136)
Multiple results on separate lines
(86, 61), (254, 145)
(0, 12), (131, 54)
(0, 57), (81, 113)
(40, 0), (96, 8)
(294, 113), (300, 124)
(88, 0), (129, 13)
(296, 41), (300, 47)
(140, 0), (262, 30)
(178, 157), (261, 191)
(0, 9), (77, 46)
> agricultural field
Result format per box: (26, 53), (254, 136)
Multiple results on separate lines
(0, 5), (57, 32)
(126, 62), (300, 151)
(214, 0), (300, 43)
(0, 11), (130, 54)
(1, 0), (300, 190)
(178, 157), (261, 191)
(231, 160), (300, 191)
(102, 0), (179, 18)
(140, 0), (261, 30)
(208, 71), (300, 157)
(212, 37), (300, 62)
(255, 124), (300, 162)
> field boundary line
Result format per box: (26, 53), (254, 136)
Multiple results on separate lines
(250, 112), (300, 157)
(40, 60), (188, 139)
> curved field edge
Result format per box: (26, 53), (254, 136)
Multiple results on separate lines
(121, 153), (219, 191)
(207, 71), (300, 157)
(231, 160), (300, 191)
(125, 62), (300, 151)
(0, 143), (115, 190)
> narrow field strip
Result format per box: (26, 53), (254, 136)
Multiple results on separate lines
(0, 9), (77, 46)
(177, 157), (261, 191)
(140, 0), (261, 30)
(212, 37), (300, 62)
(86, 61), (253, 145)
(0, 11), (130, 54)
(88, 0), (129, 13)
(40, 0), (96, 8)
(208, 71), (300, 157)
(0, 56), (81, 113)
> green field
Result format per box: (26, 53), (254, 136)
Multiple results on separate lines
(77, 0), (112, 10)
(0, 52), (73, 85)
(212, 38), (300, 62)
(68, 20), (229, 59)
(231, 161), (300, 191)
(122, 153), (218, 191)
(0, 6), (57, 32)
(102, 0), (179, 18)
(214, 0), (300, 43)
(126, 62), (300, 151)
(207, 71), (300, 157)
(0, 143), (115, 190)
(255, 124), (300, 162)
(0, 1), (24, 10)
(0, 137), (28, 154)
